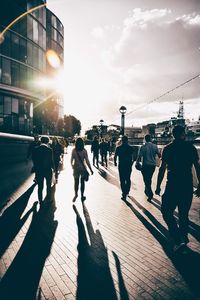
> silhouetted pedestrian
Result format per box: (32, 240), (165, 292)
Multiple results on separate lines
(71, 137), (93, 202)
(155, 125), (200, 252)
(27, 134), (41, 182)
(136, 134), (161, 201)
(99, 138), (109, 167)
(33, 136), (55, 207)
(91, 136), (99, 168)
(114, 135), (136, 200)
(51, 136), (63, 182)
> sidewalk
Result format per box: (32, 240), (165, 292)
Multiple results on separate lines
(0, 146), (200, 300)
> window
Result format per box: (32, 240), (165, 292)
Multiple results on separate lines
(33, 45), (39, 69)
(1, 31), (11, 57)
(20, 65), (27, 89)
(4, 97), (11, 114)
(0, 96), (3, 115)
(27, 42), (33, 65)
(11, 62), (20, 87)
(2, 58), (11, 85)
(20, 39), (27, 63)
(27, 16), (33, 40)
(33, 19), (39, 43)
(11, 33), (20, 60)
(12, 98), (19, 114)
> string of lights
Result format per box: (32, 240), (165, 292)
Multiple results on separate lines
(125, 73), (200, 118)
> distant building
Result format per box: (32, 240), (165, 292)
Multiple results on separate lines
(0, 0), (64, 135)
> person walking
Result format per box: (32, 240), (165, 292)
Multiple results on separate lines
(91, 136), (99, 168)
(99, 138), (109, 167)
(71, 137), (93, 202)
(50, 137), (63, 182)
(136, 134), (161, 201)
(27, 134), (41, 182)
(114, 135), (136, 200)
(155, 125), (200, 252)
(33, 136), (55, 207)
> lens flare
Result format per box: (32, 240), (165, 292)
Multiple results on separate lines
(46, 50), (61, 69)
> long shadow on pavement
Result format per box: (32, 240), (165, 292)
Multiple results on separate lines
(98, 167), (120, 189)
(112, 251), (129, 300)
(150, 197), (200, 243)
(124, 198), (200, 298)
(0, 185), (58, 300)
(0, 184), (36, 258)
(73, 203), (128, 300)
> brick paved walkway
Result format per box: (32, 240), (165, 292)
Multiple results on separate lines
(0, 146), (200, 300)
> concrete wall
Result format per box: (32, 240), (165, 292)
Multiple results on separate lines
(0, 133), (34, 207)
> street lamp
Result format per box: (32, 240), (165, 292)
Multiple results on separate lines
(119, 106), (127, 135)
(99, 119), (104, 138)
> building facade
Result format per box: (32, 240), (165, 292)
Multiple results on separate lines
(0, 0), (64, 135)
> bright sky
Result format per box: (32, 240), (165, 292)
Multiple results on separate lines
(47, 0), (200, 132)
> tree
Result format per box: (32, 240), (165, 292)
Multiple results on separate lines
(63, 114), (81, 137)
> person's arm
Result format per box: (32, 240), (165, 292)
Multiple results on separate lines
(114, 148), (118, 166)
(136, 146), (142, 164)
(84, 150), (93, 174)
(71, 149), (75, 168)
(155, 160), (167, 195)
(193, 152), (200, 197)
(156, 145), (161, 159)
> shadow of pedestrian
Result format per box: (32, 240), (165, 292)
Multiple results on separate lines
(112, 251), (129, 300)
(151, 197), (200, 242)
(0, 184), (36, 258)
(73, 203), (118, 300)
(0, 185), (58, 300)
(98, 167), (120, 189)
(124, 198), (200, 298)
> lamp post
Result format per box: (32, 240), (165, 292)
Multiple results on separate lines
(119, 106), (127, 136)
(99, 119), (104, 138)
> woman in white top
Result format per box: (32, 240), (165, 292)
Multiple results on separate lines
(71, 137), (93, 202)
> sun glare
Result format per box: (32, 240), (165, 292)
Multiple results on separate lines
(46, 49), (61, 69)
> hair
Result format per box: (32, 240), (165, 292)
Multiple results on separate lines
(41, 136), (49, 144)
(75, 137), (84, 151)
(52, 136), (58, 144)
(172, 125), (185, 139)
(122, 135), (128, 144)
(145, 134), (151, 142)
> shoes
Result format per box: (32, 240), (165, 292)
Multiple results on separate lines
(81, 196), (86, 201)
(147, 197), (152, 202)
(173, 242), (187, 254)
(73, 194), (78, 202)
(121, 194), (127, 201)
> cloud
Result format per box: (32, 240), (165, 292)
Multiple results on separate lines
(177, 13), (200, 27)
(102, 7), (200, 110)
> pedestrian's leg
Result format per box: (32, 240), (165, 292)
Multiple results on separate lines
(37, 174), (44, 205)
(142, 167), (149, 196)
(178, 195), (192, 244)
(161, 190), (181, 245)
(146, 166), (155, 199)
(125, 168), (132, 195)
(105, 154), (108, 167)
(119, 168), (126, 199)
(93, 153), (95, 166)
(101, 154), (104, 166)
(46, 171), (52, 201)
(96, 153), (99, 167)
(74, 177), (79, 196)
(80, 177), (86, 200)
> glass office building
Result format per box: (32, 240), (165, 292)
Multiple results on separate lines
(0, 0), (64, 134)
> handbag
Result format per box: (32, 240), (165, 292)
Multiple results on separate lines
(76, 151), (90, 181)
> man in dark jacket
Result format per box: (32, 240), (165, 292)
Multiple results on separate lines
(114, 135), (136, 200)
(33, 136), (55, 206)
(91, 136), (99, 168)
(155, 125), (200, 252)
